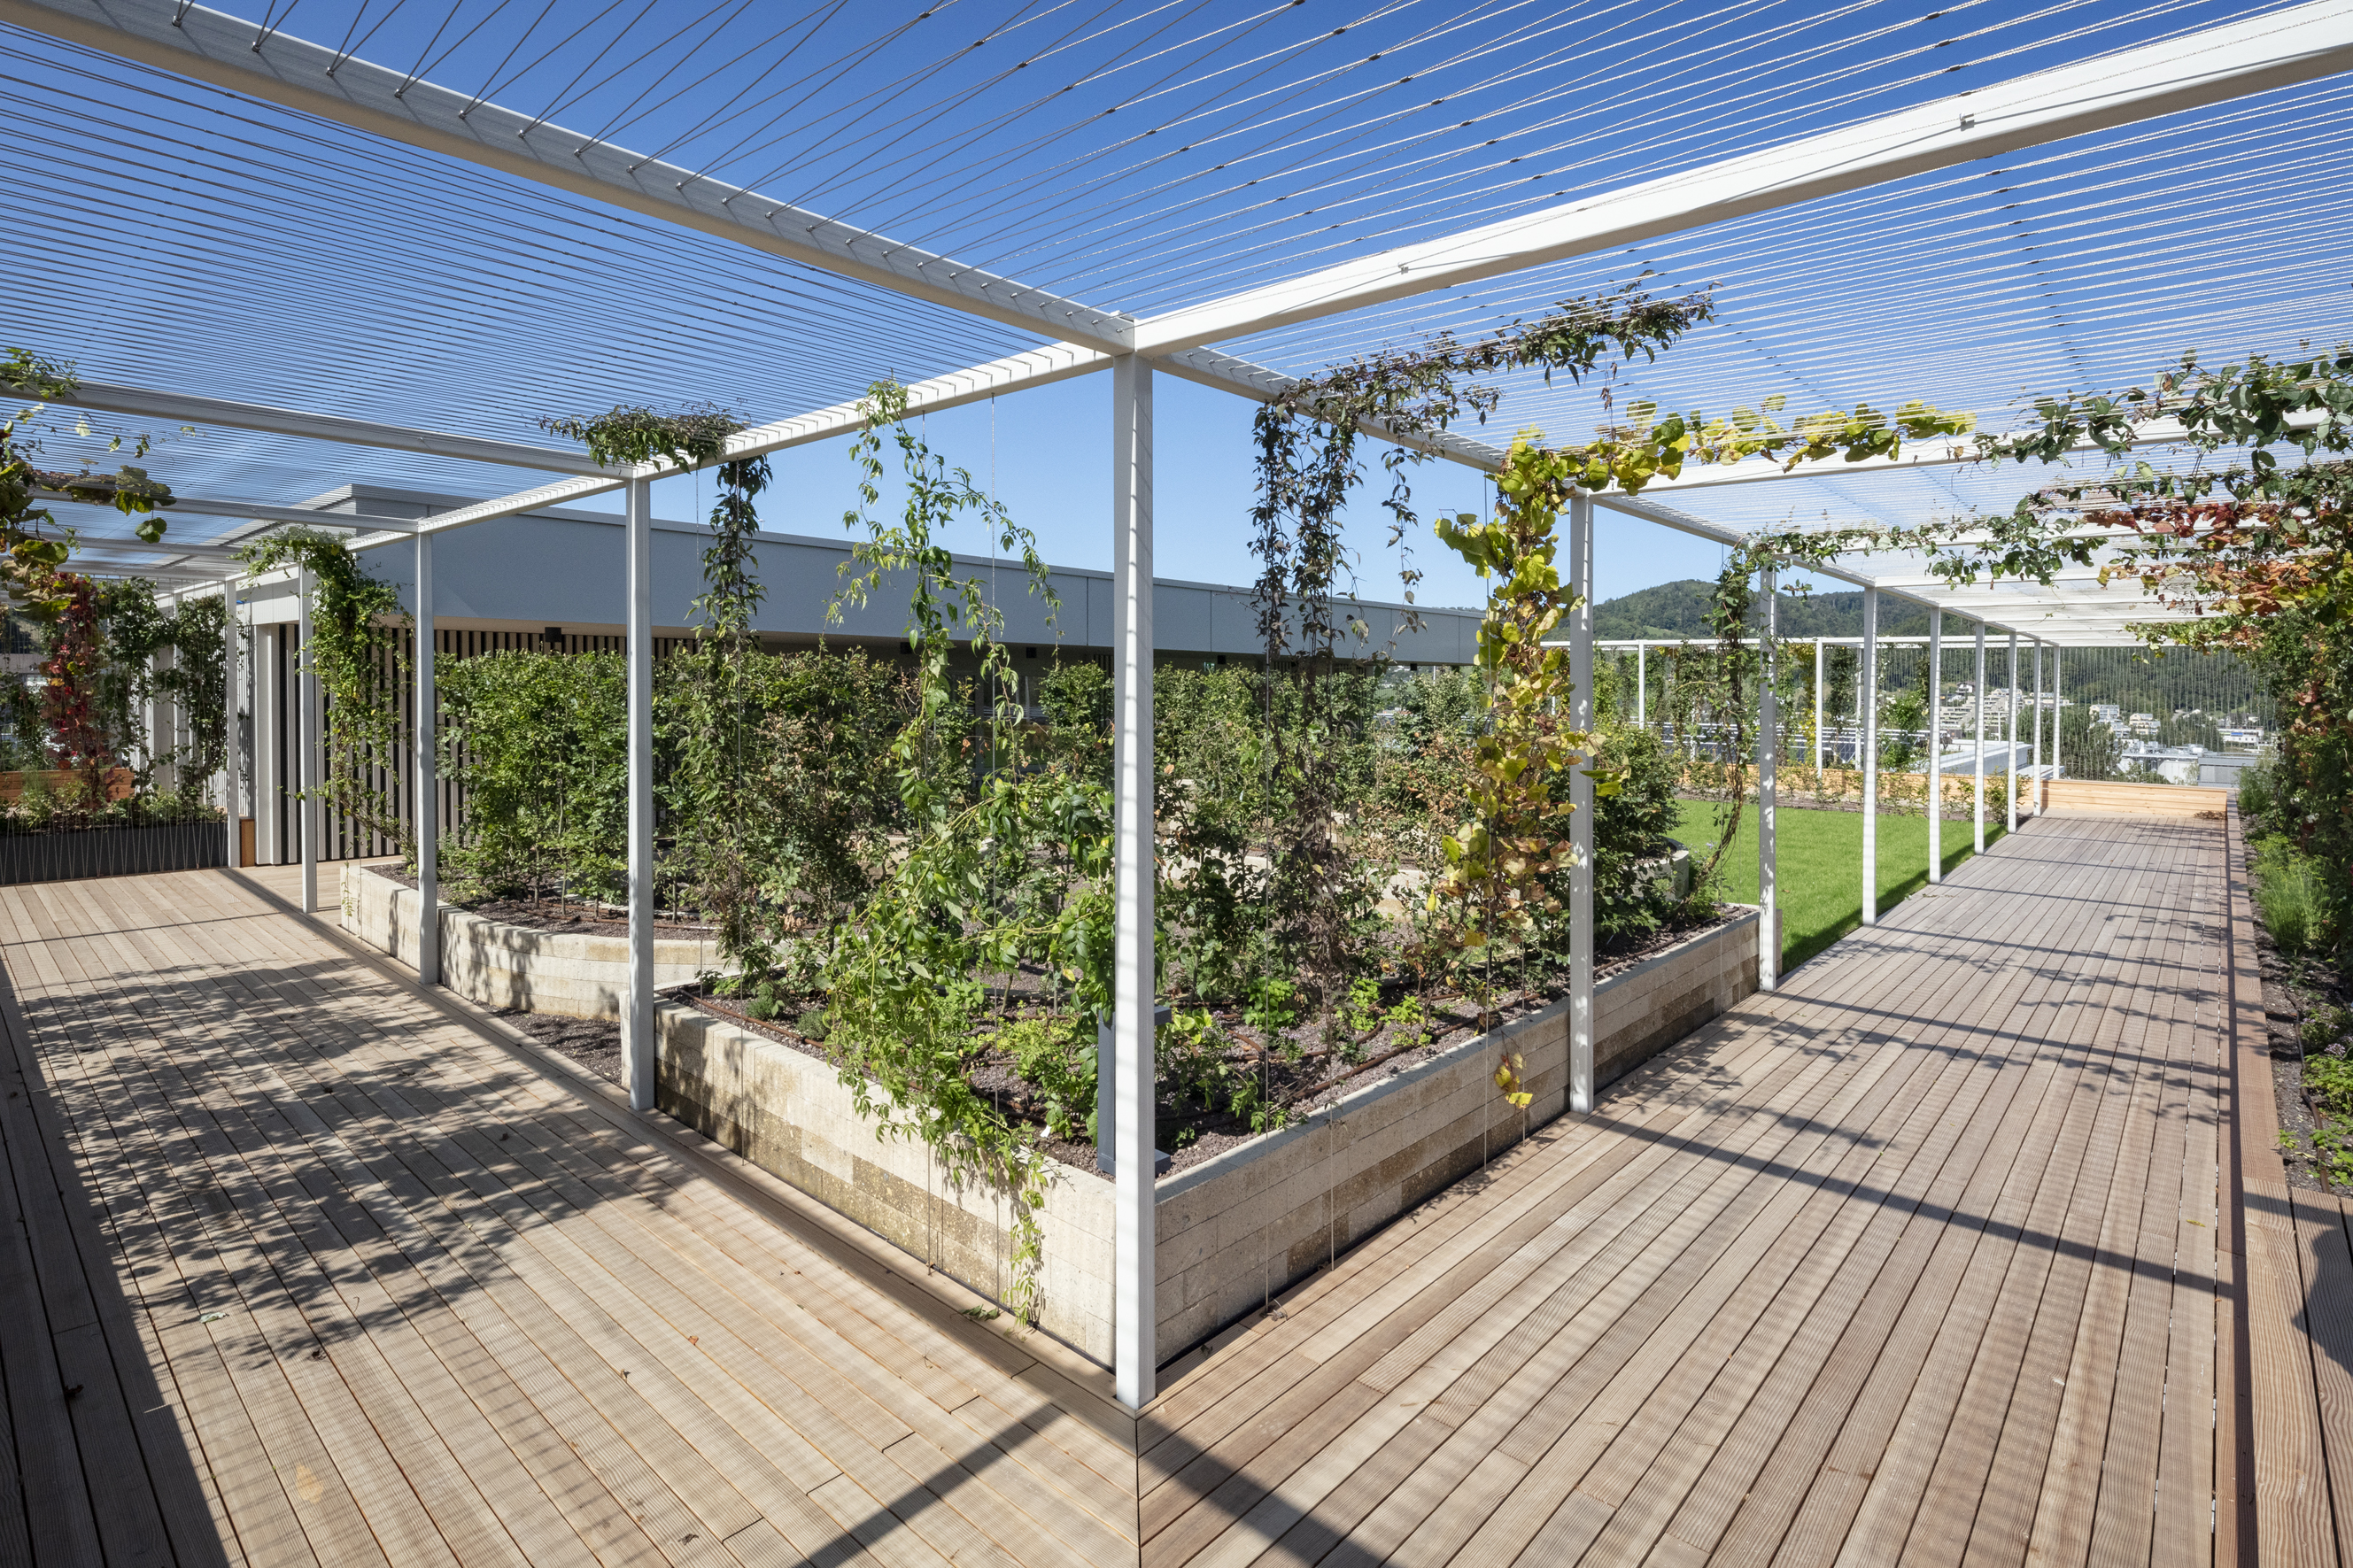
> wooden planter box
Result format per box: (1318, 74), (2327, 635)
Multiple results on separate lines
(0, 818), (226, 884)
(656, 909), (1761, 1367)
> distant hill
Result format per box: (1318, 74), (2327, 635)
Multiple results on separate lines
(1592, 579), (1935, 641)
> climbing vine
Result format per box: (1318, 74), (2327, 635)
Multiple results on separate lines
(1424, 438), (1605, 978)
(1249, 281), (1717, 1026)
(814, 381), (1076, 1318)
(3, 346), (176, 622)
(236, 529), (409, 844)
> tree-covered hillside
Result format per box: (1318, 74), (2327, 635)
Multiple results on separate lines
(1592, 580), (1937, 640)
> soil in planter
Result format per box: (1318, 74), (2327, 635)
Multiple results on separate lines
(685, 905), (1738, 1180)
(369, 863), (716, 937)
(496, 1008), (625, 1084)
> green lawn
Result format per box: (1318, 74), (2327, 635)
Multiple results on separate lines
(1671, 800), (2009, 974)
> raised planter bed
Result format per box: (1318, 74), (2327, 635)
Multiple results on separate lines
(341, 862), (726, 1018)
(0, 817), (225, 884)
(655, 907), (1760, 1366)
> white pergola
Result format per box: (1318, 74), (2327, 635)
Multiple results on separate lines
(8, 0), (2345, 1410)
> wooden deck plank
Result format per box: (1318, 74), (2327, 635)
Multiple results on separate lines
(2219, 807), (2339, 1568)
(60, 880), (574, 1568)
(163, 877), (1126, 1568)
(1444, 818), (2131, 1568)
(1635, 836), (2135, 1568)
(1205, 835), (2083, 1568)
(1827, 855), (2187, 1566)
(1138, 811), (2234, 1568)
(0, 863), (1149, 1568)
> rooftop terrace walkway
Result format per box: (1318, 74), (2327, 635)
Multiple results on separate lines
(0, 864), (1142, 1568)
(1141, 809), (2241, 1568)
(0, 810), (2292, 1565)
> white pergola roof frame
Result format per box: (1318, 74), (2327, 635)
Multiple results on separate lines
(15, 0), (2340, 646)
(11, 0), (2334, 1415)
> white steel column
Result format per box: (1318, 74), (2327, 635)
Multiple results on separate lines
(624, 477), (656, 1113)
(1813, 639), (1825, 771)
(2053, 646), (2065, 780)
(1110, 354), (1158, 1410)
(2005, 630), (2020, 833)
(1634, 643), (1645, 730)
(415, 532), (439, 987)
(2033, 641), (2047, 812)
(1757, 565), (1777, 991)
(298, 567), (319, 913)
(1567, 495), (1596, 1112)
(1972, 622), (1987, 854)
(1861, 591), (1881, 925)
(221, 581), (238, 869)
(1926, 613), (1943, 884)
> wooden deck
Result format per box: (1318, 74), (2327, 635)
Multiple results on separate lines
(0, 865), (1140, 1568)
(1141, 811), (2241, 1567)
(0, 810), (2311, 1564)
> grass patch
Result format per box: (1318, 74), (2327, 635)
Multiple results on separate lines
(1672, 800), (2009, 973)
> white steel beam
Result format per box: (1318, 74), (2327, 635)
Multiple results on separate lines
(1567, 494), (1596, 1110)
(0, 0), (1135, 355)
(42, 379), (608, 476)
(2006, 631), (2021, 834)
(415, 531), (439, 990)
(624, 477), (656, 1115)
(1624, 408), (2334, 497)
(37, 489), (422, 537)
(298, 566), (319, 913)
(221, 578), (239, 869)
(1927, 613), (1944, 884)
(1133, 0), (2353, 352)
(346, 344), (1115, 548)
(1109, 355), (1157, 1410)
(1861, 590), (1880, 926)
(1973, 624), (1989, 854)
(1757, 564), (1777, 992)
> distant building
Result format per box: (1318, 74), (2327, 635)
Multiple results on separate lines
(2091, 703), (2121, 726)
(2121, 742), (2203, 785)
(2127, 713), (2159, 738)
(2219, 726), (2264, 752)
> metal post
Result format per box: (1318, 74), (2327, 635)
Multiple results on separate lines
(1926, 612), (1943, 884)
(1812, 638), (1825, 773)
(298, 566), (319, 913)
(2032, 639), (2046, 815)
(1972, 622), (1987, 854)
(2005, 630), (2019, 834)
(415, 532), (438, 987)
(1110, 354), (1157, 1410)
(221, 580), (238, 869)
(624, 477), (655, 1113)
(1568, 494), (1596, 1111)
(1634, 642), (1645, 731)
(1861, 591), (1880, 925)
(2053, 645), (2065, 781)
(1757, 565), (1777, 991)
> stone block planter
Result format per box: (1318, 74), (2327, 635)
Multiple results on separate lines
(340, 863), (726, 1018)
(654, 908), (1760, 1367)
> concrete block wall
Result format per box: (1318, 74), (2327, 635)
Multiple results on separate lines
(341, 863), (726, 1019)
(1154, 909), (1760, 1355)
(647, 909), (1757, 1369)
(655, 1000), (1119, 1363)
